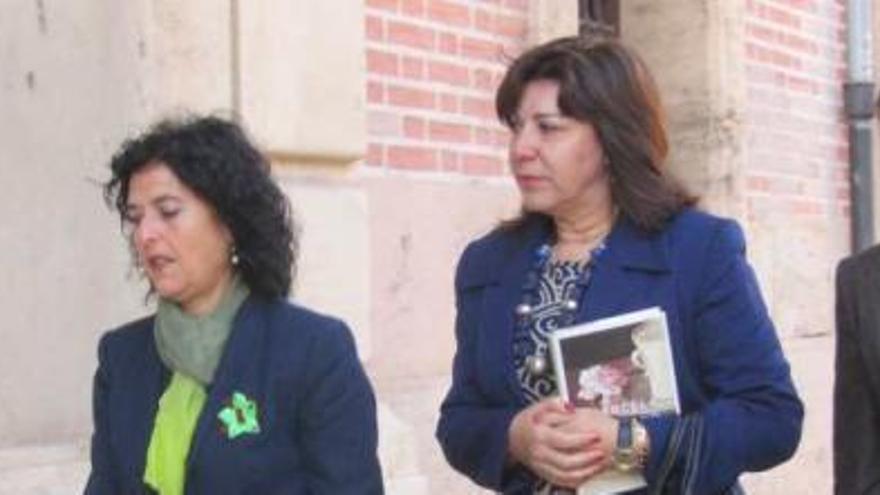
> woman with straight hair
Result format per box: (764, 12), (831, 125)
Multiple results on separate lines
(436, 37), (802, 494)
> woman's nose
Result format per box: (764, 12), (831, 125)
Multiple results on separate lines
(510, 129), (537, 163)
(133, 214), (159, 247)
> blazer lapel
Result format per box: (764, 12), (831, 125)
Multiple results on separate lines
(478, 219), (552, 405)
(577, 217), (670, 323)
(187, 296), (265, 470)
(126, 322), (169, 486)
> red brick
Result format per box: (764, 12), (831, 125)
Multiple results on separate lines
(401, 0), (425, 17)
(746, 22), (779, 44)
(496, 12), (526, 38)
(387, 85), (435, 109)
(440, 93), (458, 112)
(367, 81), (384, 103)
(428, 60), (470, 86)
(782, 33), (818, 55)
(366, 0), (398, 12)
(472, 68), (499, 92)
(365, 15), (384, 42)
(401, 57), (425, 80)
(429, 121), (471, 143)
(494, 129), (510, 147)
(403, 116), (426, 139)
(366, 144), (384, 167)
(746, 42), (801, 70)
(753, 2), (801, 28)
(438, 32), (459, 55)
(778, 0), (818, 10)
(367, 49), (399, 76)
(387, 145), (438, 170)
(461, 36), (502, 62)
(462, 96), (495, 119)
(388, 21), (435, 51)
(428, 0), (470, 28)
(785, 74), (819, 94)
(504, 0), (528, 10)
(462, 152), (504, 175)
(474, 9), (494, 31)
(474, 127), (494, 146)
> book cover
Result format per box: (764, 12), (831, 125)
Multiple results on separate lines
(547, 307), (680, 495)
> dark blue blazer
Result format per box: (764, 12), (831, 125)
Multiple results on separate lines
(436, 209), (803, 494)
(85, 296), (383, 494)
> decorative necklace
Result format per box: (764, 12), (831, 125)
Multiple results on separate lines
(513, 240), (607, 378)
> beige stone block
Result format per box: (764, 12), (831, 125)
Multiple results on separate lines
(528, 0), (579, 45)
(0, 443), (89, 494)
(276, 175), (372, 360)
(363, 176), (518, 382)
(0, 0), (174, 447)
(622, 0), (748, 218)
(377, 402), (430, 495)
(137, 0), (234, 116)
(237, 0), (366, 162)
(741, 335), (833, 495)
(747, 218), (846, 339)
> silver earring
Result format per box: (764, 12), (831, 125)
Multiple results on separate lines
(231, 246), (240, 266)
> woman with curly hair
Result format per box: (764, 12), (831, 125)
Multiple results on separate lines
(85, 116), (383, 494)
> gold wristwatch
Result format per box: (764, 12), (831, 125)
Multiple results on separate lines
(613, 417), (649, 472)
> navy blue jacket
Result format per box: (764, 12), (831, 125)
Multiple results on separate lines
(436, 209), (803, 494)
(85, 296), (383, 494)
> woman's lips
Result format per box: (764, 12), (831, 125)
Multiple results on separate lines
(146, 255), (174, 272)
(515, 175), (547, 189)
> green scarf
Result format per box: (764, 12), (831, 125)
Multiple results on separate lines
(153, 276), (250, 385)
(143, 276), (249, 494)
(143, 372), (206, 495)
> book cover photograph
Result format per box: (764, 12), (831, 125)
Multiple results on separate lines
(548, 307), (680, 495)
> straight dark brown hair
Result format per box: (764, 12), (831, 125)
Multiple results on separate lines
(496, 36), (696, 232)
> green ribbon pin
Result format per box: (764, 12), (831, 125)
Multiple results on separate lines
(217, 391), (261, 440)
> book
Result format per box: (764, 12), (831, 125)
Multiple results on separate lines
(547, 307), (680, 495)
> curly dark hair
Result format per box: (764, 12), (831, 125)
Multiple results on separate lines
(104, 115), (296, 298)
(496, 37), (696, 232)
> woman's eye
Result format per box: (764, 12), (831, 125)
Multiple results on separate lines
(123, 212), (141, 226)
(159, 209), (180, 220)
(538, 122), (560, 133)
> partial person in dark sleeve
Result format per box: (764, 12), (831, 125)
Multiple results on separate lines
(834, 242), (880, 495)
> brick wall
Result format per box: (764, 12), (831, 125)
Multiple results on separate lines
(364, 0), (529, 177)
(744, 0), (848, 224)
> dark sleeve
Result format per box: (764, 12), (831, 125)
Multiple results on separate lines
(299, 320), (384, 495)
(833, 256), (880, 494)
(435, 244), (528, 492)
(83, 334), (118, 495)
(641, 220), (803, 494)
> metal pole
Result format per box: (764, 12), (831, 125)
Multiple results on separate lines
(845, 0), (875, 252)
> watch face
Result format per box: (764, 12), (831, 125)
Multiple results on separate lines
(613, 448), (637, 472)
